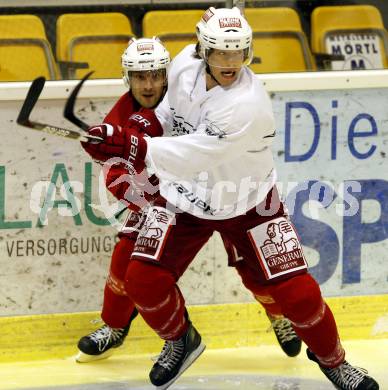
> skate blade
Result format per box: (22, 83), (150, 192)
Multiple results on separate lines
(156, 342), (206, 390)
(75, 348), (115, 363)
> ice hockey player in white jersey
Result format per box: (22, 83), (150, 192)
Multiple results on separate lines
(151, 26), (276, 218)
(85, 7), (379, 390)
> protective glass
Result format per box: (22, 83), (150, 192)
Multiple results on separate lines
(127, 69), (167, 89)
(205, 47), (253, 68)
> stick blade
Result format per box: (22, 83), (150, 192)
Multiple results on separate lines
(63, 71), (93, 131)
(17, 77), (46, 126)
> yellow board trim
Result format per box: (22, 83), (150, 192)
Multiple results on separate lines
(0, 294), (387, 363)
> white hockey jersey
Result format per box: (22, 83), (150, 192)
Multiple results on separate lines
(145, 44), (277, 220)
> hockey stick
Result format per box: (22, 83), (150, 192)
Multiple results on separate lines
(18, 77), (129, 218)
(63, 71), (93, 131)
(64, 74), (141, 221)
(16, 76), (100, 142)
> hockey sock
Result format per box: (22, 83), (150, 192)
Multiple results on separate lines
(125, 259), (188, 340)
(101, 237), (137, 328)
(271, 273), (345, 367)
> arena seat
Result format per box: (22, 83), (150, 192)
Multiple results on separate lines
(245, 7), (315, 73)
(142, 10), (204, 59)
(56, 12), (134, 79)
(311, 5), (388, 70)
(0, 15), (58, 81)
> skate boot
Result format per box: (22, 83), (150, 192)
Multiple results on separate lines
(76, 309), (138, 363)
(307, 349), (379, 389)
(267, 313), (302, 357)
(149, 322), (206, 389)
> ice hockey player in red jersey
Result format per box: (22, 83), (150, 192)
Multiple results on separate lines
(76, 37), (169, 362)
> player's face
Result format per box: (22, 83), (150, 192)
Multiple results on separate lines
(130, 70), (166, 108)
(207, 49), (244, 87)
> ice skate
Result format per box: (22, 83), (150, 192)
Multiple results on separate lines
(307, 349), (379, 389)
(149, 322), (206, 389)
(268, 313), (302, 357)
(76, 323), (130, 363)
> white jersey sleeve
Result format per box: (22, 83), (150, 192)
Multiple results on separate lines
(146, 96), (274, 181)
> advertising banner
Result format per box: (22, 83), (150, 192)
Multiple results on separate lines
(0, 85), (387, 315)
(272, 89), (388, 297)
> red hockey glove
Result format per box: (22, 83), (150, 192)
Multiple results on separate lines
(81, 124), (146, 170)
(80, 123), (111, 161)
(81, 109), (162, 164)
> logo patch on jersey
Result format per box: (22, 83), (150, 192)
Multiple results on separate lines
(120, 210), (145, 235)
(219, 18), (242, 29)
(204, 122), (226, 138)
(137, 43), (154, 52)
(202, 8), (214, 23)
(129, 113), (151, 128)
(132, 206), (175, 260)
(170, 107), (194, 136)
(172, 182), (216, 216)
(247, 217), (307, 280)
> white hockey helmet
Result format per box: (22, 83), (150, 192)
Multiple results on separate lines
(121, 37), (170, 88)
(196, 7), (253, 66)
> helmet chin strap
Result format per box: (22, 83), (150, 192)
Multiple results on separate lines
(205, 63), (220, 86)
(153, 84), (168, 108)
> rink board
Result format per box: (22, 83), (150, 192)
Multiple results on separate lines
(1, 72), (388, 317)
(0, 294), (387, 363)
(0, 72), (388, 389)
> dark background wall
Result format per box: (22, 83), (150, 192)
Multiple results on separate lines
(1, 0), (388, 55)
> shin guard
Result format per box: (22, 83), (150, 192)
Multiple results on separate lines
(271, 273), (345, 367)
(125, 260), (188, 340)
(101, 237), (137, 328)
